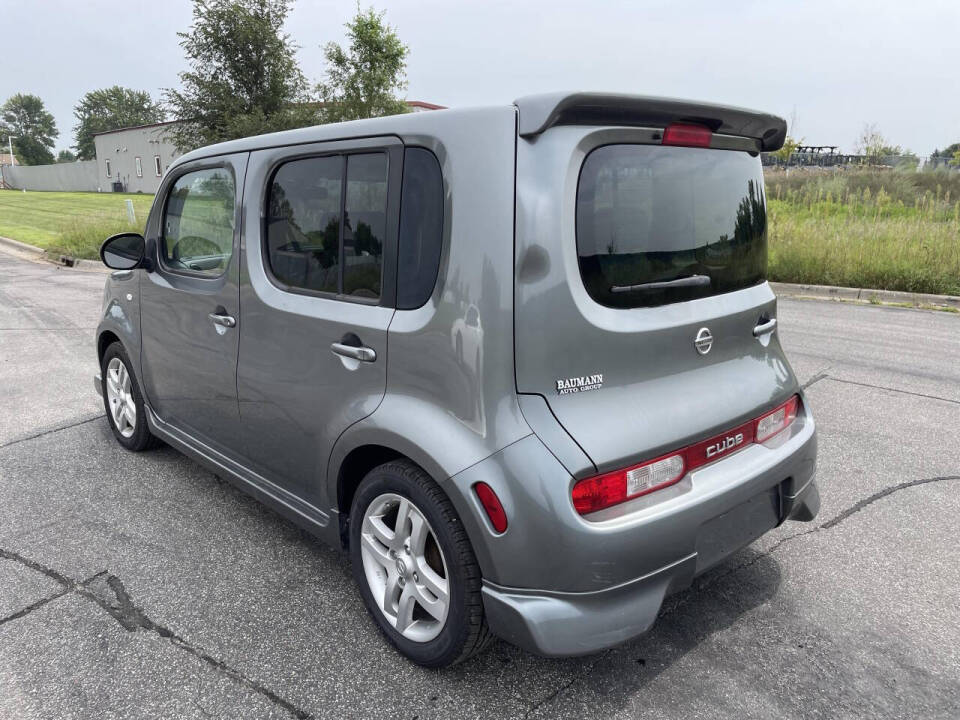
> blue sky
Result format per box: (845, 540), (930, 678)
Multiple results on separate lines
(4, 0), (958, 155)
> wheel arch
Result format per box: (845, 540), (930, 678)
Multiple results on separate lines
(331, 437), (470, 552)
(97, 329), (122, 362)
(336, 443), (404, 546)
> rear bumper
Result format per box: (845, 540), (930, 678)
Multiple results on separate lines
(480, 478), (819, 656)
(446, 401), (818, 657)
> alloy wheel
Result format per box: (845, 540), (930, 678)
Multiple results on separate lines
(105, 357), (136, 438)
(359, 493), (450, 642)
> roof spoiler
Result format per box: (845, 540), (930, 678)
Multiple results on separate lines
(514, 92), (787, 151)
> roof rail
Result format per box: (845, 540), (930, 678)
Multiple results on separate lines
(514, 92), (787, 151)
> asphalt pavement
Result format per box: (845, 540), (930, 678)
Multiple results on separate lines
(1, 248), (958, 719)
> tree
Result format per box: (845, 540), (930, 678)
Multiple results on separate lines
(772, 135), (802, 165)
(73, 86), (165, 160)
(56, 149), (77, 163)
(317, 7), (409, 123)
(854, 123), (902, 158)
(164, 0), (314, 150)
(0, 93), (58, 165)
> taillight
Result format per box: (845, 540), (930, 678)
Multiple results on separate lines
(755, 395), (799, 443)
(474, 482), (508, 533)
(572, 452), (685, 515)
(662, 123), (712, 148)
(572, 395), (801, 516)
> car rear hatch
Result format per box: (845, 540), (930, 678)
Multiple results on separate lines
(513, 93), (798, 478)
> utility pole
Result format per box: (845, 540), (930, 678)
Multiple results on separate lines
(7, 135), (14, 166)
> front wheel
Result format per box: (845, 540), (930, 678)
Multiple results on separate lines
(101, 342), (159, 452)
(349, 460), (492, 667)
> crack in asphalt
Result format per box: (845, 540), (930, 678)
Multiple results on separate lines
(0, 586), (73, 627)
(799, 367), (958, 406)
(820, 475), (960, 529)
(801, 369), (831, 390)
(0, 548), (314, 720)
(521, 473), (960, 717)
(824, 377), (960, 406)
(0, 414), (105, 451)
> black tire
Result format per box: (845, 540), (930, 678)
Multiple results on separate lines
(100, 341), (160, 452)
(349, 459), (493, 667)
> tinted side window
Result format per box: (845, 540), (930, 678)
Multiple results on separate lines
(266, 155), (342, 294)
(163, 168), (235, 276)
(397, 148), (443, 309)
(343, 153), (387, 299)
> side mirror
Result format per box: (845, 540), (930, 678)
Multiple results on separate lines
(100, 232), (145, 270)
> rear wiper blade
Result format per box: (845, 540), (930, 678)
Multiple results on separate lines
(611, 274), (712, 293)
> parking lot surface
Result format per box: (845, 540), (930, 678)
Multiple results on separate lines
(1, 249), (958, 719)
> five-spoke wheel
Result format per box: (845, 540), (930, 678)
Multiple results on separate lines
(105, 356), (136, 437)
(100, 342), (159, 452)
(359, 493), (450, 642)
(350, 460), (493, 667)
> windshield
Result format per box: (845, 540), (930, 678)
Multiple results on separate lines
(576, 144), (767, 308)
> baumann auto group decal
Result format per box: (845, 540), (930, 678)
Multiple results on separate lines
(555, 373), (603, 395)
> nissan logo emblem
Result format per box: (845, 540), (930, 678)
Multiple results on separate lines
(694, 327), (713, 355)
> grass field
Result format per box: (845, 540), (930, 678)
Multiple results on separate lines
(0, 190), (153, 258)
(1, 170), (959, 296)
(766, 169), (960, 296)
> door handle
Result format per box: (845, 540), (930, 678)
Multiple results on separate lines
(753, 317), (777, 337)
(331, 342), (376, 363)
(208, 312), (236, 328)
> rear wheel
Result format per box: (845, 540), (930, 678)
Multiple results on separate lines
(349, 459), (492, 667)
(101, 342), (159, 452)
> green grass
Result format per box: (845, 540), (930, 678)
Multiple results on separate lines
(766, 169), (960, 296)
(2, 173), (959, 297)
(0, 190), (154, 259)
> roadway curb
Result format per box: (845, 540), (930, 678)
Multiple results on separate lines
(0, 235), (43, 256)
(0, 235), (108, 273)
(770, 282), (959, 310)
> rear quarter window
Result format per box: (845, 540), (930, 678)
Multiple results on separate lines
(576, 144), (767, 308)
(396, 148), (443, 310)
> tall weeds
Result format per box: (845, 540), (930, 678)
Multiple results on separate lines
(766, 169), (960, 295)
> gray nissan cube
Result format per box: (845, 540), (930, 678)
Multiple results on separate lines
(94, 92), (819, 667)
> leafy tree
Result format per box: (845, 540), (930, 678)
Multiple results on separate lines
(772, 135), (802, 165)
(931, 143), (960, 167)
(854, 123), (902, 158)
(317, 7), (409, 123)
(0, 93), (58, 165)
(56, 149), (77, 163)
(73, 86), (165, 160)
(164, 0), (314, 150)
(931, 143), (960, 159)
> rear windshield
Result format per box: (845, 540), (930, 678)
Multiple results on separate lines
(576, 144), (767, 308)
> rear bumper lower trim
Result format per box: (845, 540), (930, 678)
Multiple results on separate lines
(482, 554), (696, 657)
(482, 478), (821, 657)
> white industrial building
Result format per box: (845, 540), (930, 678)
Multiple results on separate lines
(2, 102), (445, 193)
(93, 120), (182, 194)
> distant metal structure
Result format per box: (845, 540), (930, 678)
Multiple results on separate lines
(762, 147), (938, 170)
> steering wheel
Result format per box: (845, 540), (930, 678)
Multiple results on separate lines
(171, 235), (221, 261)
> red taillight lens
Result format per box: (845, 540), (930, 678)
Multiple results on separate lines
(572, 452), (685, 515)
(755, 395), (799, 443)
(474, 482), (507, 533)
(572, 395), (802, 515)
(662, 123), (713, 148)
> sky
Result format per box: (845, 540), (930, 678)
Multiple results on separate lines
(3, 0), (959, 156)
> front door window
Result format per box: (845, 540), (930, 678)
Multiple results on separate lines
(162, 167), (236, 276)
